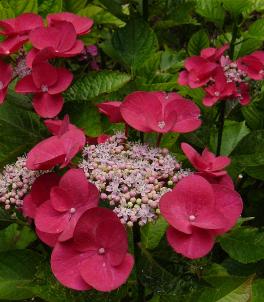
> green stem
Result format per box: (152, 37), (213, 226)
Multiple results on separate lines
(229, 21), (238, 60)
(142, 0), (149, 20)
(216, 102), (226, 156)
(156, 133), (163, 147)
(140, 132), (144, 144)
(133, 224), (145, 302)
(216, 20), (238, 156)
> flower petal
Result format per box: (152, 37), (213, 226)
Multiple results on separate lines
(95, 219), (128, 267)
(80, 253), (134, 292)
(212, 184), (243, 234)
(15, 75), (39, 93)
(51, 241), (92, 291)
(35, 200), (68, 234)
(74, 208), (119, 251)
(50, 186), (73, 212)
(26, 136), (66, 170)
(33, 93), (64, 118)
(58, 169), (98, 208)
(167, 226), (214, 259)
(36, 228), (59, 247)
(48, 68), (73, 94)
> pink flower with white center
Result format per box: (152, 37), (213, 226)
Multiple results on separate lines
(15, 51), (73, 118)
(120, 91), (201, 134)
(178, 56), (218, 88)
(0, 13), (43, 55)
(35, 169), (99, 242)
(181, 142), (231, 177)
(160, 175), (243, 259)
(51, 207), (134, 292)
(28, 21), (84, 62)
(203, 68), (236, 106)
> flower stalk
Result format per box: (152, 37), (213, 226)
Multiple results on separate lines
(133, 224), (145, 302)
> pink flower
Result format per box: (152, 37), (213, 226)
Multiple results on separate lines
(23, 173), (61, 247)
(51, 207), (134, 291)
(203, 68), (236, 106)
(160, 175), (243, 259)
(26, 116), (85, 170)
(0, 13), (43, 55)
(97, 101), (124, 123)
(178, 56), (217, 88)
(237, 51), (264, 80)
(120, 91), (201, 133)
(200, 45), (229, 62)
(29, 21), (84, 58)
(35, 169), (99, 242)
(0, 60), (13, 103)
(181, 143), (231, 177)
(15, 52), (73, 118)
(47, 12), (93, 36)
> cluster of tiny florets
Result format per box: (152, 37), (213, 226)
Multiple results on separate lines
(0, 156), (43, 212)
(13, 50), (31, 79)
(221, 56), (247, 84)
(79, 133), (192, 226)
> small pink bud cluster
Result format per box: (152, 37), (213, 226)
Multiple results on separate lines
(79, 133), (191, 226)
(0, 156), (44, 211)
(220, 56), (247, 84)
(13, 50), (31, 79)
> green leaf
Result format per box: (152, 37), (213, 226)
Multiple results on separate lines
(141, 216), (168, 250)
(0, 224), (36, 252)
(242, 98), (264, 130)
(111, 18), (159, 73)
(231, 130), (264, 166)
(0, 101), (47, 168)
(196, 0), (225, 27)
(64, 71), (131, 101)
(247, 19), (264, 41)
(0, 2), (15, 19)
(252, 279), (264, 302)
(63, 0), (87, 13)
(188, 30), (209, 56)
(210, 120), (250, 155)
(65, 102), (102, 137)
(235, 38), (262, 58)
(79, 5), (124, 26)
(0, 250), (41, 300)
(98, 0), (124, 20)
(10, 0), (38, 15)
(246, 165), (264, 181)
(38, 0), (62, 16)
(222, 0), (252, 16)
(219, 227), (264, 264)
(198, 275), (254, 302)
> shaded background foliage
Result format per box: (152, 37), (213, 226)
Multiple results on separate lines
(0, 0), (263, 301)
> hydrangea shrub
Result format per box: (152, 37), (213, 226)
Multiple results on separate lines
(0, 1), (263, 301)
